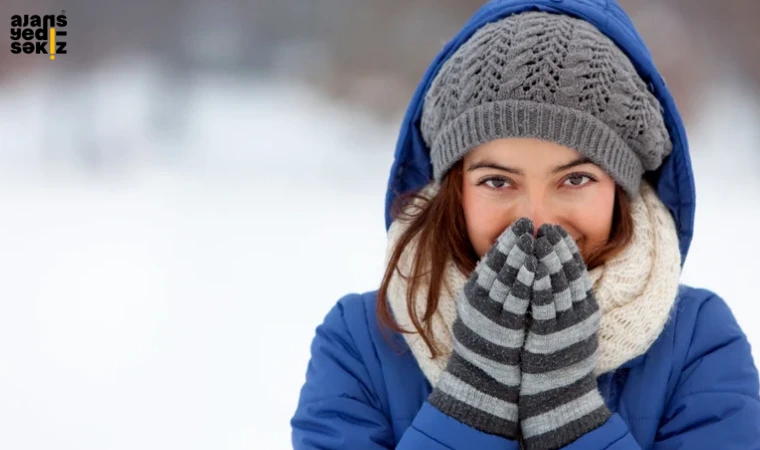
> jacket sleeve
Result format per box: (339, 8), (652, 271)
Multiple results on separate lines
(561, 293), (760, 450)
(557, 414), (642, 450)
(291, 294), (520, 449)
(652, 294), (760, 449)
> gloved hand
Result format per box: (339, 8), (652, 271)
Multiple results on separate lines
(519, 224), (611, 450)
(428, 217), (537, 439)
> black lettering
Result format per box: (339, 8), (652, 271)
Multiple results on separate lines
(10, 28), (21, 40)
(42, 15), (56, 29)
(10, 15), (22, 27)
(22, 42), (34, 54)
(56, 15), (67, 27)
(21, 28), (33, 40)
(57, 30), (67, 37)
(30, 15), (41, 27)
(35, 41), (47, 54)
(34, 28), (48, 40)
(10, 41), (21, 54)
(56, 42), (66, 54)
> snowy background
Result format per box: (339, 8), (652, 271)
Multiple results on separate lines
(1, 56), (759, 449)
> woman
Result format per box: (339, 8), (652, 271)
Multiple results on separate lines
(291, 1), (760, 449)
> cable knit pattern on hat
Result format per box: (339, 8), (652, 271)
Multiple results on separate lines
(421, 12), (672, 198)
(385, 181), (682, 385)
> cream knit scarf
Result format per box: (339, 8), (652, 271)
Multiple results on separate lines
(385, 182), (682, 385)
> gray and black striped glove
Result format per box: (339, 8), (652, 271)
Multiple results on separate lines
(428, 217), (537, 439)
(519, 224), (611, 450)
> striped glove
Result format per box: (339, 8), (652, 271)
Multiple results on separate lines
(428, 217), (537, 439)
(519, 224), (611, 450)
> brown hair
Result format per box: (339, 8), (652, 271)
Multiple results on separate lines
(376, 160), (634, 358)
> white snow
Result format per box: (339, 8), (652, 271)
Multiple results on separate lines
(0, 61), (758, 449)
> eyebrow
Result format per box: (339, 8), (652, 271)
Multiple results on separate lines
(466, 161), (523, 175)
(551, 157), (593, 174)
(466, 157), (593, 175)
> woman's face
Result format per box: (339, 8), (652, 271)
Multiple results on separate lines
(461, 138), (616, 260)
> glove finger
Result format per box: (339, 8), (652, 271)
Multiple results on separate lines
(530, 261), (555, 322)
(468, 233), (534, 318)
(510, 217), (535, 238)
(488, 234), (533, 309)
(502, 255), (537, 317)
(536, 223), (553, 239)
(459, 261), (529, 334)
(554, 225), (588, 270)
(496, 216), (534, 245)
(493, 217), (533, 257)
(474, 245), (508, 292)
(476, 218), (534, 290)
(551, 225), (591, 302)
(547, 225), (574, 265)
(456, 288), (528, 351)
(535, 235), (563, 275)
(547, 225), (590, 292)
(502, 233), (533, 281)
(550, 265), (572, 314)
(534, 235), (552, 259)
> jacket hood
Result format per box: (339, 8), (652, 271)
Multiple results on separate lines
(383, 0), (696, 264)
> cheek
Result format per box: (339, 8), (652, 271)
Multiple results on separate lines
(462, 185), (515, 258)
(574, 187), (616, 252)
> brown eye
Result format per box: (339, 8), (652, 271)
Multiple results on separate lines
(563, 174), (593, 187)
(480, 177), (512, 189)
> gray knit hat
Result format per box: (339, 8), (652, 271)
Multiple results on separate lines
(421, 11), (672, 198)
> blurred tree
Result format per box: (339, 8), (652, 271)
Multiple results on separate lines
(3, 0), (759, 127)
(305, 0), (760, 123)
(664, 0), (760, 88)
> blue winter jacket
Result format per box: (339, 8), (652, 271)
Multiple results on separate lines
(291, 0), (760, 448)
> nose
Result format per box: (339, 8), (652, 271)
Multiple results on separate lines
(515, 193), (554, 236)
